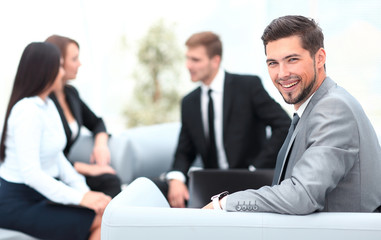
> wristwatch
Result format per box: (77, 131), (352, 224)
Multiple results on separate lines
(211, 191), (229, 210)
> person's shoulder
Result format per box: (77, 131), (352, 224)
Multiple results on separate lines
(315, 80), (355, 106)
(182, 86), (201, 101)
(13, 96), (43, 110)
(225, 71), (264, 91)
(10, 97), (43, 120)
(320, 84), (361, 114)
(64, 84), (80, 97)
(226, 71), (261, 82)
(307, 84), (361, 125)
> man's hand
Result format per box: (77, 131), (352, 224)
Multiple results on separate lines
(80, 191), (111, 214)
(168, 179), (189, 208)
(202, 201), (214, 209)
(203, 195), (227, 210)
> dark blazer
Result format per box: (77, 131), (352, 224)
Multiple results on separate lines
(172, 72), (291, 176)
(50, 85), (107, 157)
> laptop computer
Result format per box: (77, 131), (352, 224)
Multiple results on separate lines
(188, 169), (274, 208)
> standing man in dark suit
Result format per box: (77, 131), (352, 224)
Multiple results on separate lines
(166, 31), (291, 208)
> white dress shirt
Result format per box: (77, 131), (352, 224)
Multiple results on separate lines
(0, 96), (89, 205)
(295, 93), (314, 118)
(69, 120), (79, 141)
(200, 68), (229, 169)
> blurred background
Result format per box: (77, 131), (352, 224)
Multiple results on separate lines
(1, 0), (380, 139)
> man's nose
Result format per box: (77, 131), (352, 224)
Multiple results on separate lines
(186, 60), (193, 70)
(278, 63), (291, 79)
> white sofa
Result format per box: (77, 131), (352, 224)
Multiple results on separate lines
(101, 177), (381, 240)
(0, 122), (181, 240)
(3, 121), (381, 239)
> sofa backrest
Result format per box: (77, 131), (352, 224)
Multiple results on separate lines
(68, 122), (181, 184)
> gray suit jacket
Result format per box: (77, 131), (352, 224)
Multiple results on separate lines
(226, 77), (381, 214)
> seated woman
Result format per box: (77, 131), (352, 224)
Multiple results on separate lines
(45, 35), (121, 198)
(0, 42), (110, 240)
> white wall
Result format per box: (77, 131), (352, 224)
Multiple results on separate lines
(1, 0), (380, 140)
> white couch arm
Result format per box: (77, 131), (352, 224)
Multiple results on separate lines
(101, 178), (381, 240)
(0, 228), (38, 240)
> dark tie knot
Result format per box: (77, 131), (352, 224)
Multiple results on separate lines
(208, 89), (213, 97)
(292, 113), (300, 127)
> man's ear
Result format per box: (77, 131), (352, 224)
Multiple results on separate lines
(315, 48), (326, 69)
(211, 55), (221, 69)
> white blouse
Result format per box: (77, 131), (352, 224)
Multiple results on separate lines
(69, 120), (79, 141)
(0, 96), (89, 205)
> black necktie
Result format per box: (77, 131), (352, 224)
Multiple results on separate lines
(207, 89), (218, 168)
(272, 113), (300, 185)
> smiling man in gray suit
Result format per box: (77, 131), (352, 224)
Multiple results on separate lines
(204, 15), (381, 213)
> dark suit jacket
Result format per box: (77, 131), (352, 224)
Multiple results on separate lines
(172, 72), (291, 176)
(50, 85), (107, 157)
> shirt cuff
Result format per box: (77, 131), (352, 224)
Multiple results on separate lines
(220, 196), (228, 211)
(72, 191), (87, 205)
(248, 165), (256, 172)
(166, 171), (186, 183)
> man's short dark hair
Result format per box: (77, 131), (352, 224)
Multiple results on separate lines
(185, 31), (222, 59)
(261, 15), (324, 57)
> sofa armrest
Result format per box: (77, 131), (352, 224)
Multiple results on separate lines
(101, 177), (170, 239)
(101, 178), (381, 240)
(0, 228), (39, 240)
(103, 177), (169, 208)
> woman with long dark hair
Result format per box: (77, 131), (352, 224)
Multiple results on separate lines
(0, 42), (110, 240)
(45, 35), (121, 198)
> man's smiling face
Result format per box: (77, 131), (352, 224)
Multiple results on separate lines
(266, 35), (320, 109)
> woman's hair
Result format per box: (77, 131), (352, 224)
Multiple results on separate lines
(261, 15), (324, 57)
(45, 34), (79, 59)
(0, 42), (61, 161)
(185, 31), (223, 59)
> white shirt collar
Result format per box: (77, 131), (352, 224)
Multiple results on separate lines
(29, 96), (49, 108)
(201, 68), (225, 94)
(295, 93), (315, 118)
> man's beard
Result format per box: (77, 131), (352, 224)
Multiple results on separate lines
(281, 63), (317, 105)
(282, 74), (316, 105)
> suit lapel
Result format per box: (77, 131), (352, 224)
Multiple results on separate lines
(191, 88), (208, 155)
(50, 93), (72, 144)
(63, 86), (83, 150)
(65, 87), (82, 133)
(222, 72), (234, 141)
(283, 77), (336, 173)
